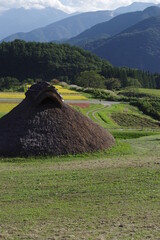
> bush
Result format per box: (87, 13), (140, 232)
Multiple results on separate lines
(130, 98), (160, 121)
(76, 71), (105, 88)
(82, 88), (120, 101)
(0, 77), (20, 91)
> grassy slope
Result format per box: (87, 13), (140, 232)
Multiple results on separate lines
(118, 88), (160, 98)
(136, 88), (160, 97)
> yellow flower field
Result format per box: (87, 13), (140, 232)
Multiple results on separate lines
(55, 85), (80, 94)
(0, 103), (18, 115)
(0, 85), (87, 101)
(56, 89), (78, 94)
(0, 92), (86, 100)
(26, 84), (78, 94)
(62, 95), (87, 100)
(0, 85), (87, 116)
(0, 92), (25, 99)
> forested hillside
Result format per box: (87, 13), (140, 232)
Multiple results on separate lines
(0, 40), (105, 81)
(0, 40), (159, 90)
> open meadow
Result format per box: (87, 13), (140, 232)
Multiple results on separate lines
(0, 88), (160, 240)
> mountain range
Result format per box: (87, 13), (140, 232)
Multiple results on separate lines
(90, 14), (160, 73)
(1, 2), (160, 73)
(0, 7), (70, 40)
(115, 1), (155, 14)
(68, 6), (160, 46)
(2, 2), (155, 43)
(2, 10), (115, 42)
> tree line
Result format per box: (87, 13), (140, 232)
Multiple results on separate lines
(0, 40), (159, 91)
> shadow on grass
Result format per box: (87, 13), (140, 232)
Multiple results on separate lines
(0, 140), (132, 163)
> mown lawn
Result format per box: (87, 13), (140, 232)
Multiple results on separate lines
(0, 135), (160, 240)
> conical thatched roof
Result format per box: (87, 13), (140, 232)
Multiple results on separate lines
(0, 82), (115, 157)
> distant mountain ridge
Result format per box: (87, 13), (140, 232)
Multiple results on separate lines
(2, 2), (156, 43)
(115, 1), (155, 14)
(0, 7), (69, 40)
(2, 10), (116, 42)
(68, 6), (160, 46)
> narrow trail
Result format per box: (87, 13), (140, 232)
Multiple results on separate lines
(86, 105), (108, 124)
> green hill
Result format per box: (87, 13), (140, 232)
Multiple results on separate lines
(0, 40), (108, 81)
(0, 40), (159, 90)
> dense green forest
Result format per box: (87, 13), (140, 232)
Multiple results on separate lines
(0, 40), (159, 91)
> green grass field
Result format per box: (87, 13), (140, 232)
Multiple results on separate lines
(118, 88), (160, 97)
(0, 99), (160, 239)
(118, 88), (160, 98)
(137, 88), (160, 97)
(0, 135), (160, 239)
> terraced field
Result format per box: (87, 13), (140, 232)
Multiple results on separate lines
(72, 103), (160, 141)
(74, 103), (160, 130)
(111, 112), (159, 128)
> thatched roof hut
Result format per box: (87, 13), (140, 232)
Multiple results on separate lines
(0, 82), (115, 157)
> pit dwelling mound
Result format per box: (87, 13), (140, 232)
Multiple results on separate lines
(0, 82), (115, 157)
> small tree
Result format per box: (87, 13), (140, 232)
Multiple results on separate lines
(105, 78), (121, 90)
(0, 77), (20, 91)
(76, 71), (105, 88)
(127, 78), (142, 88)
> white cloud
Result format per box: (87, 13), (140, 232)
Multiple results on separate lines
(63, 0), (160, 12)
(0, 0), (160, 13)
(0, 0), (74, 12)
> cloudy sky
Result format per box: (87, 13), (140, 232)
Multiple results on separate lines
(0, 0), (160, 13)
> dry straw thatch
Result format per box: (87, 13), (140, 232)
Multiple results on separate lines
(0, 82), (115, 157)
